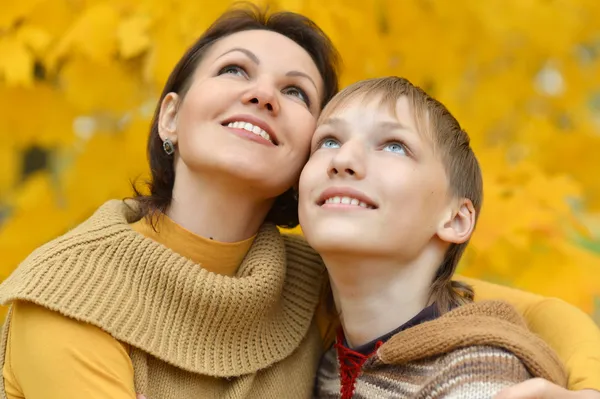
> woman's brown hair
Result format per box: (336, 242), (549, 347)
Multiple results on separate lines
(133, 3), (341, 228)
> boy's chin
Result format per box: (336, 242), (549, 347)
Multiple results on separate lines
(305, 226), (373, 256)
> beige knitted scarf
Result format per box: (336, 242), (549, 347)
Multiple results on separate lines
(0, 200), (326, 396)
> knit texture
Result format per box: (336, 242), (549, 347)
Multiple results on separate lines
(315, 301), (567, 398)
(0, 200), (326, 398)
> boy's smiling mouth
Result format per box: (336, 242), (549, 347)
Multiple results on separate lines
(317, 187), (378, 209)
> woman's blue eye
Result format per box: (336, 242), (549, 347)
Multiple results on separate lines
(383, 142), (406, 155)
(218, 65), (247, 77)
(282, 87), (310, 106)
(320, 138), (340, 149)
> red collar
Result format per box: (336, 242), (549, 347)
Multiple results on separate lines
(334, 328), (383, 399)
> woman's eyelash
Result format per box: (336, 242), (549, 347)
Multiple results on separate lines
(283, 86), (311, 107)
(217, 64), (311, 107)
(217, 64), (248, 77)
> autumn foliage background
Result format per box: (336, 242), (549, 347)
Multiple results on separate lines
(0, 0), (599, 323)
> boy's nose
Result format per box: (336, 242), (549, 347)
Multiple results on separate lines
(328, 142), (365, 179)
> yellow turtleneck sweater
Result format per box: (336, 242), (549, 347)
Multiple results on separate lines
(1, 201), (599, 399)
(3, 213), (255, 399)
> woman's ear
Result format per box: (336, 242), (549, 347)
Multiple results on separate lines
(437, 198), (476, 244)
(158, 93), (180, 144)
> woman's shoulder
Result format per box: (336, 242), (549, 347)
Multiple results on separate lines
(9, 300), (130, 352)
(4, 300), (135, 398)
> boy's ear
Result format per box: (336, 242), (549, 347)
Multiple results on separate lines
(437, 198), (476, 244)
(158, 92), (180, 144)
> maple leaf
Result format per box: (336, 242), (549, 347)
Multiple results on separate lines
(0, 0), (599, 318)
(117, 14), (152, 59)
(0, 36), (34, 87)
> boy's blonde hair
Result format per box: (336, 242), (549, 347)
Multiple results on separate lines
(321, 76), (483, 313)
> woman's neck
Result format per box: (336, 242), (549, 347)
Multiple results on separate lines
(167, 167), (274, 242)
(323, 249), (442, 348)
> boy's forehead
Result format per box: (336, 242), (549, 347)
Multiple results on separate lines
(319, 94), (397, 124)
(319, 94), (424, 133)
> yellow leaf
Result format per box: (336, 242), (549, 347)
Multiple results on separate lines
(117, 14), (152, 59)
(48, 3), (120, 68)
(0, 173), (72, 279)
(514, 240), (600, 313)
(0, 143), (19, 202)
(16, 25), (53, 56)
(0, 86), (76, 147)
(0, 0), (43, 30)
(26, 0), (75, 39)
(144, 18), (189, 89)
(61, 131), (140, 208)
(0, 36), (34, 87)
(61, 57), (141, 114)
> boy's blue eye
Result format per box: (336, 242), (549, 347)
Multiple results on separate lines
(319, 138), (341, 149)
(383, 142), (406, 155)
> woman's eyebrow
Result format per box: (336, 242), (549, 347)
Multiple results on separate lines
(286, 71), (317, 92)
(217, 47), (260, 64)
(217, 48), (317, 92)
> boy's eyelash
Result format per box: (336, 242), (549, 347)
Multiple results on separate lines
(311, 135), (413, 156)
(381, 138), (411, 155)
(314, 135), (337, 148)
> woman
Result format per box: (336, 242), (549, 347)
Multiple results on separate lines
(0, 5), (339, 399)
(0, 4), (597, 399)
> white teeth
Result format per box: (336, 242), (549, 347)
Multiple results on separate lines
(226, 121), (273, 143)
(324, 196), (373, 208)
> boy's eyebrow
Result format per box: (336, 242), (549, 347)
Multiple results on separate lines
(378, 121), (412, 132)
(319, 118), (412, 132)
(319, 117), (346, 128)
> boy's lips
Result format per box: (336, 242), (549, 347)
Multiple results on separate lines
(317, 187), (378, 209)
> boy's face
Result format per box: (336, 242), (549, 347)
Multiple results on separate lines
(299, 95), (453, 261)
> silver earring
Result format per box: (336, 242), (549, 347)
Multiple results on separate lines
(163, 138), (175, 155)
(293, 190), (299, 201)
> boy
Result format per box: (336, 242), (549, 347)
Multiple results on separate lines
(299, 77), (566, 398)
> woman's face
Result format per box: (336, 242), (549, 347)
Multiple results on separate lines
(159, 29), (324, 201)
